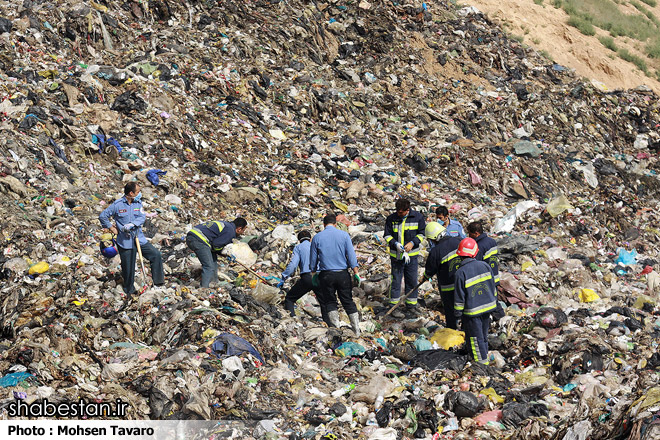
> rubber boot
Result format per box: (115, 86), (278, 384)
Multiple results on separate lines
(327, 310), (341, 328)
(349, 312), (361, 337)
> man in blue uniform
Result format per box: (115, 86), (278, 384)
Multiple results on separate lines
(467, 221), (505, 320)
(186, 217), (248, 288)
(383, 199), (426, 313)
(418, 222), (462, 328)
(278, 230), (323, 319)
(454, 237), (497, 364)
(99, 182), (164, 295)
(436, 206), (466, 238)
(310, 213), (361, 335)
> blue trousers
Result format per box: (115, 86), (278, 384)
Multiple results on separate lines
(186, 233), (218, 287)
(389, 256), (419, 304)
(462, 314), (491, 364)
(118, 241), (164, 295)
(441, 290), (458, 330)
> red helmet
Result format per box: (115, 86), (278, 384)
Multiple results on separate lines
(456, 237), (479, 258)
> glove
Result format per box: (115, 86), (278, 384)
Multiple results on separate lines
(276, 280), (285, 289)
(353, 274), (362, 288)
(395, 242), (405, 253)
(312, 274), (320, 288)
(122, 223), (135, 232)
(403, 252), (410, 265)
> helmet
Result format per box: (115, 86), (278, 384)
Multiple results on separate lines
(425, 222), (446, 241)
(100, 239), (118, 258)
(456, 237), (479, 258)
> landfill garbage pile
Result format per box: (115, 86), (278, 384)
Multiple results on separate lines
(1, 0), (660, 438)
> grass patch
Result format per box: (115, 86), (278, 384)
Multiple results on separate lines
(568, 15), (596, 35)
(559, 0), (658, 41)
(630, 1), (660, 26)
(511, 34), (525, 43)
(618, 48), (649, 73)
(640, 0), (657, 6)
(598, 35), (618, 51)
(539, 49), (554, 60)
(646, 37), (660, 58)
(534, 0), (544, 4)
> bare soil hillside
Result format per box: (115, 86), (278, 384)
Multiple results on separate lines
(464, 0), (660, 93)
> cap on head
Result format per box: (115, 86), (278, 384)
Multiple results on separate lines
(456, 237), (479, 258)
(425, 222), (446, 241)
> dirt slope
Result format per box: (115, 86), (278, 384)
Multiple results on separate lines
(463, 0), (660, 93)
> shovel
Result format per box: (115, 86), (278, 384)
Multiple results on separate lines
(135, 235), (149, 294)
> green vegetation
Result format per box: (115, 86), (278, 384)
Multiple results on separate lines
(539, 49), (553, 60)
(511, 34), (525, 43)
(555, 0), (657, 40)
(598, 35), (618, 51)
(534, 0), (544, 4)
(646, 38), (660, 58)
(568, 16), (596, 35)
(640, 0), (657, 6)
(618, 48), (649, 73)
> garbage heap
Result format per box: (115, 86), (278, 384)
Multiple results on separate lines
(1, 0), (659, 438)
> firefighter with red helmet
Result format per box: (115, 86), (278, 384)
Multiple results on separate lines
(454, 237), (497, 364)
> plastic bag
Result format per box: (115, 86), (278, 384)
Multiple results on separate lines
(615, 248), (638, 265)
(28, 261), (49, 275)
(224, 242), (257, 266)
(336, 341), (366, 357)
(579, 288), (600, 303)
(546, 193), (574, 217)
(252, 282), (281, 305)
(444, 390), (480, 418)
(411, 350), (468, 371)
(535, 307), (568, 329)
(429, 328), (465, 350)
(501, 402), (549, 427)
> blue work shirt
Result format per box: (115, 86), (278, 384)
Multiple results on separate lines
(444, 219), (466, 238)
(282, 239), (312, 278)
(309, 225), (358, 271)
(99, 195), (147, 249)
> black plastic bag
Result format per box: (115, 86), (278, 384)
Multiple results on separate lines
(411, 349), (468, 371)
(443, 390), (480, 418)
(501, 402), (548, 427)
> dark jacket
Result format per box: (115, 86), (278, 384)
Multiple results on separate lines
(474, 233), (499, 285)
(454, 258), (497, 318)
(423, 236), (462, 293)
(189, 221), (236, 252)
(384, 209), (426, 259)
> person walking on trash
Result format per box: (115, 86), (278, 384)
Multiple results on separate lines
(99, 182), (165, 295)
(454, 237), (498, 365)
(278, 230), (326, 321)
(309, 213), (362, 336)
(384, 198), (426, 315)
(418, 222), (462, 328)
(186, 218), (248, 288)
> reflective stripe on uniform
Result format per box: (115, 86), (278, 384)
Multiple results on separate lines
(470, 337), (482, 363)
(465, 272), (493, 288)
(405, 299), (417, 305)
(441, 250), (458, 264)
(455, 302), (464, 311)
(484, 247), (498, 259)
(384, 235), (394, 242)
(440, 283), (454, 292)
(463, 301), (497, 316)
(190, 228), (211, 247)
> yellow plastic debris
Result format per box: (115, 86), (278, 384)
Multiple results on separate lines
(546, 193), (574, 217)
(28, 261), (49, 275)
(521, 261), (534, 271)
(332, 200), (348, 213)
(480, 387), (504, 404)
(72, 298), (87, 306)
(634, 295), (656, 309)
(202, 329), (220, 340)
(429, 328), (465, 350)
(579, 288), (600, 303)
